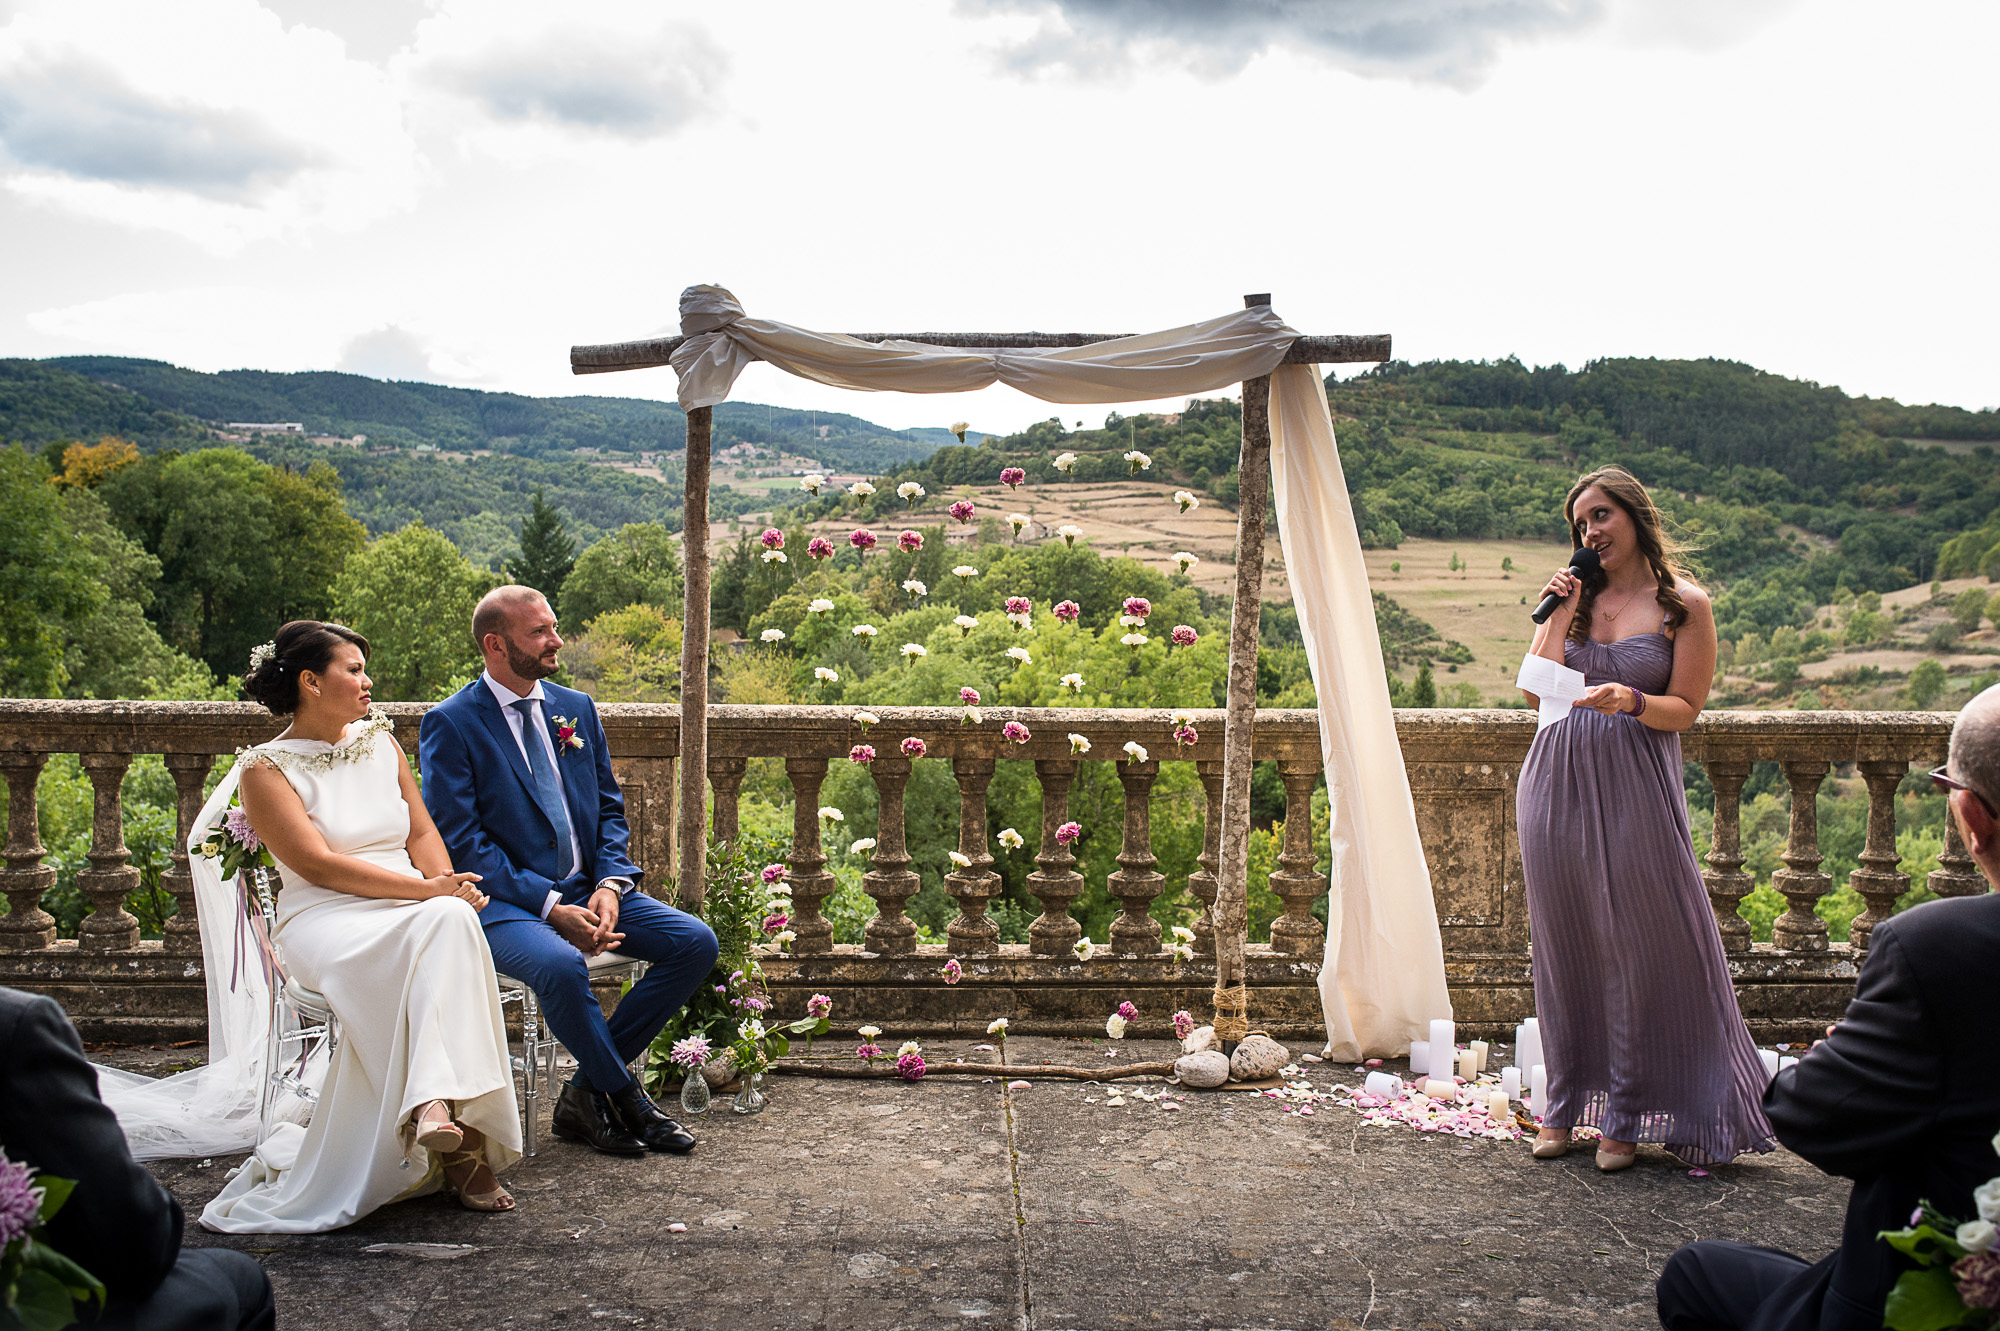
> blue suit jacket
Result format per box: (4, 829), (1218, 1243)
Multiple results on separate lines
(419, 679), (643, 927)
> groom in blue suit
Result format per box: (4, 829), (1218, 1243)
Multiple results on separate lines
(420, 585), (717, 1155)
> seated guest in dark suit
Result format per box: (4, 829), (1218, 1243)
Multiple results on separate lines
(0, 987), (273, 1331)
(1656, 682), (2000, 1331)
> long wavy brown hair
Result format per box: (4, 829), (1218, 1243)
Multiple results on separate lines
(1563, 467), (1696, 643)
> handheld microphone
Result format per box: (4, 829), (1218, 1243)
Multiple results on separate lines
(1531, 547), (1601, 624)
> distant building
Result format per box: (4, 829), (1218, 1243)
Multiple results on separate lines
(226, 421), (304, 434)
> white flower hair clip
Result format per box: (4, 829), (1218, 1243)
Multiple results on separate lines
(248, 642), (276, 670)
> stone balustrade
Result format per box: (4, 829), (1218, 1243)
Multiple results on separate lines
(0, 700), (1983, 1044)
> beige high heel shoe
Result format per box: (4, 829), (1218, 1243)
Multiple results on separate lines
(441, 1147), (516, 1213)
(1596, 1143), (1638, 1172)
(1531, 1129), (1571, 1160)
(411, 1099), (463, 1155)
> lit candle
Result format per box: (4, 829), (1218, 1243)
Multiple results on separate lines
(1758, 1049), (1780, 1082)
(1530, 1063), (1548, 1118)
(1364, 1070), (1402, 1099)
(1471, 1040), (1490, 1072)
(1410, 1040), (1431, 1076)
(1456, 1048), (1479, 1082)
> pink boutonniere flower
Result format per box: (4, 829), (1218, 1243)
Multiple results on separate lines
(551, 716), (585, 752)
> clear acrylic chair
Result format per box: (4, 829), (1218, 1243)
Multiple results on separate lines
(494, 952), (649, 1156)
(246, 865), (338, 1146)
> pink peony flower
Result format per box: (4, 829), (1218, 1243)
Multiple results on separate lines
(760, 527), (785, 550)
(1171, 624), (1198, 649)
(762, 912), (789, 936)
(999, 467), (1026, 490)
(941, 958), (963, 985)
(1054, 600), (1080, 623)
(1173, 724), (1198, 748)
(1172, 1009), (1196, 1040)
(850, 529), (878, 551)
(807, 536), (836, 560)
(1055, 821), (1082, 845)
(1005, 596), (1031, 616)
(807, 993), (833, 1019)
(761, 863), (789, 883)
(1122, 596), (1151, 618)
(900, 737), (927, 759)
(897, 1051), (927, 1080)
(949, 500), (975, 524)
(0, 1153), (40, 1247)
(1116, 1001), (1138, 1022)
(222, 805), (262, 852)
(856, 1042), (884, 1063)
(1002, 721), (1031, 745)
(898, 529), (923, 552)
(960, 686), (980, 705)
(849, 744), (876, 764)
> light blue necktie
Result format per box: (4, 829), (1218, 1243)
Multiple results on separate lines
(510, 698), (575, 879)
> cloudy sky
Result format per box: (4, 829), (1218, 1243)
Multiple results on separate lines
(1, 0), (1993, 433)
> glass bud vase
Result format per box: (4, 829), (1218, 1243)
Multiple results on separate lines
(679, 1071), (712, 1115)
(731, 1071), (766, 1116)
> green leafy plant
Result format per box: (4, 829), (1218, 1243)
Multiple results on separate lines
(0, 1151), (103, 1331)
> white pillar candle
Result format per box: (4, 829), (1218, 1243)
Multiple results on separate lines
(1758, 1048), (1780, 1082)
(1501, 1065), (1522, 1101)
(1471, 1040), (1490, 1072)
(1519, 1021), (1543, 1082)
(1364, 1071), (1402, 1099)
(1410, 1040), (1431, 1076)
(1530, 1063), (1548, 1118)
(1423, 1078), (1457, 1100)
(1487, 1090), (1511, 1122)
(1429, 1019), (1456, 1072)
(1778, 1055), (1799, 1072)
(1456, 1048), (1479, 1082)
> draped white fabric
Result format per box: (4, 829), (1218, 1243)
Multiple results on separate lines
(666, 286), (1449, 1058)
(1268, 366), (1454, 1059)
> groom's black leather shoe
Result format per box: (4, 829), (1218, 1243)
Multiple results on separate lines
(607, 1084), (697, 1154)
(550, 1082), (646, 1155)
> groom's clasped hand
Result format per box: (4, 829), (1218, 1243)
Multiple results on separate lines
(546, 887), (625, 956)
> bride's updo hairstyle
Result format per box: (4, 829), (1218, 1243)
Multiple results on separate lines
(242, 621), (372, 715)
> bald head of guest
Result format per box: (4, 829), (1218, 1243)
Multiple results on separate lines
(473, 585), (562, 693)
(1944, 682), (2000, 886)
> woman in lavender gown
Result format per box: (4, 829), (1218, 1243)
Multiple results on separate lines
(1517, 467), (1774, 1172)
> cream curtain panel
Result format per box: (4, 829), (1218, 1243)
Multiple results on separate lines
(668, 286), (1450, 1058)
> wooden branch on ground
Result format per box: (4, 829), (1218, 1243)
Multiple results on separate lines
(765, 1059), (1179, 1081)
(570, 332), (1390, 375)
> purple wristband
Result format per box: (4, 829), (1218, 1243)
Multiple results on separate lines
(1629, 690), (1647, 718)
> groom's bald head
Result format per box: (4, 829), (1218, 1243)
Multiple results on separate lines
(474, 585), (561, 685)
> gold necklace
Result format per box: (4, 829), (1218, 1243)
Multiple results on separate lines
(1599, 586), (1645, 623)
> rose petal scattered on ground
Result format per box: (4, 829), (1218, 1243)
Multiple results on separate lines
(667, 1223), (688, 1233)
(1688, 1168), (1710, 1178)
(1007, 1080), (1031, 1089)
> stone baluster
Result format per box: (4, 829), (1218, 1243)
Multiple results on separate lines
(0, 753), (55, 951)
(1026, 759), (1084, 956)
(1267, 757), (1327, 955)
(784, 758), (836, 955)
(707, 755), (747, 851)
(76, 753), (140, 952)
(1770, 760), (1831, 951)
(1847, 760), (1912, 954)
(861, 757), (920, 954)
(1700, 760), (1755, 953)
(945, 757), (1003, 955)
(1107, 758), (1164, 955)
(161, 754), (214, 955)
(1930, 813), (1990, 901)
(1186, 760), (1223, 958)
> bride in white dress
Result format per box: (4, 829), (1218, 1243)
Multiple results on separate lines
(102, 620), (522, 1231)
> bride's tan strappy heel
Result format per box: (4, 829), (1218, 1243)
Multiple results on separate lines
(412, 1099), (464, 1155)
(440, 1147), (515, 1213)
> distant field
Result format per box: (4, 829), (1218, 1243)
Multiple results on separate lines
(1363, 539), (1567, 700)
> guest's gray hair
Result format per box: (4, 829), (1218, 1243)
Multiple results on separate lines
(1949, 683), (2000, 811)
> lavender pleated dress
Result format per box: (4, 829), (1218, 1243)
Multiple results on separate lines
(1517, 632), (1775, 1165)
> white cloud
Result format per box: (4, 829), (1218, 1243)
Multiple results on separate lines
(337, 326), (436, 381)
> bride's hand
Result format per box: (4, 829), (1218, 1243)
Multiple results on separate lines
(424, 871), (486, 909)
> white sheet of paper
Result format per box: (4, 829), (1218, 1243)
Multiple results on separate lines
(1515, 653), (1589, 732)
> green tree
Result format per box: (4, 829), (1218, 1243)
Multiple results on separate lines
(333, 522), (497, 701)
(0, 446), (104, 695)
(1953, 586), (1991, 633)
(562, 522), (684, 630)
(506, 488), (576, 612)
(1906, 658), (1947, 709)
(57, 490), (216, 700)
(1410, 661), (1438, 708)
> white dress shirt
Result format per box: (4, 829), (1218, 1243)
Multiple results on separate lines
(481, 672), (631, 920)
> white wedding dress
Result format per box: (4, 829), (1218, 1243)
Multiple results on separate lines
(97, 712), (520, 1233)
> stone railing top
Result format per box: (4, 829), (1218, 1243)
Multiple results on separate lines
(0, 699), (1957, 766)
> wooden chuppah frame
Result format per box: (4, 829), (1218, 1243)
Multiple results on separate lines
(571, 295), (1389, 1042)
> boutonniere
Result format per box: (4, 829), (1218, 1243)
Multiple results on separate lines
(550, 716), (585, 753)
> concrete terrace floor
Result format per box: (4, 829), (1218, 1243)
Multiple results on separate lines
(118, 1037), (1849, 1331)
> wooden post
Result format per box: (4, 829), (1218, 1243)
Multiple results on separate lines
(1211, 293), (1274, 1048)
(677, 405), (712, 910)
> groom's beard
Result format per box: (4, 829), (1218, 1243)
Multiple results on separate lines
(503, 637), (559, 681)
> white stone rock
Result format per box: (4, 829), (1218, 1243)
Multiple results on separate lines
(1229, 1034), (1290, 1082)
(1174, 1050), (1231, 1088)
(1181, 1024), (1219, 1054)
(700, 1051), (739, 1088)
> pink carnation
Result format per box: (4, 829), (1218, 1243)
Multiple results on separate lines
(949, 500), (975, 524)
(222, 805), (263, 853)
(850, 528), (878, 550)
(1122, 597), (1151, 618)
(1002, 721), (1031, 745)
(760, 527), (784, 550)
(898, 530), (923, 552)
(1054, 600), (1080, 623)
(0, 1154), (39, 1247)
(1172, 1009), (1196, 1040)
(960, 686), (980, 705)
(761, 863), (788, 883)
(856, 1042), (884, 1062)
(1055, 821), (1081, 845)
(1173, 723), (1199, 748)
(941, 958), (963, 985)
(806, 536), (836, 560)
(1116, 1000), (1138, 1021)
(999, 467), (1026, 489)
(900, 737), (927, 759)
(897, 1051), (927, 1080)
(1957, 1252), (2000, 1310)
(848, 744), (876, 764)
(807, 993), (833, 1019)
(1171, 624), (1198, 648)
(1005, 596), (1031, 615)
(762, 912), (789, 936)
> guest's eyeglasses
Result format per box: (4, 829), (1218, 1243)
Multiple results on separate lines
(1930, 765), (1998, 820)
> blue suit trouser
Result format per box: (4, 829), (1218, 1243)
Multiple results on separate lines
(483, 888), (718, 1095)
